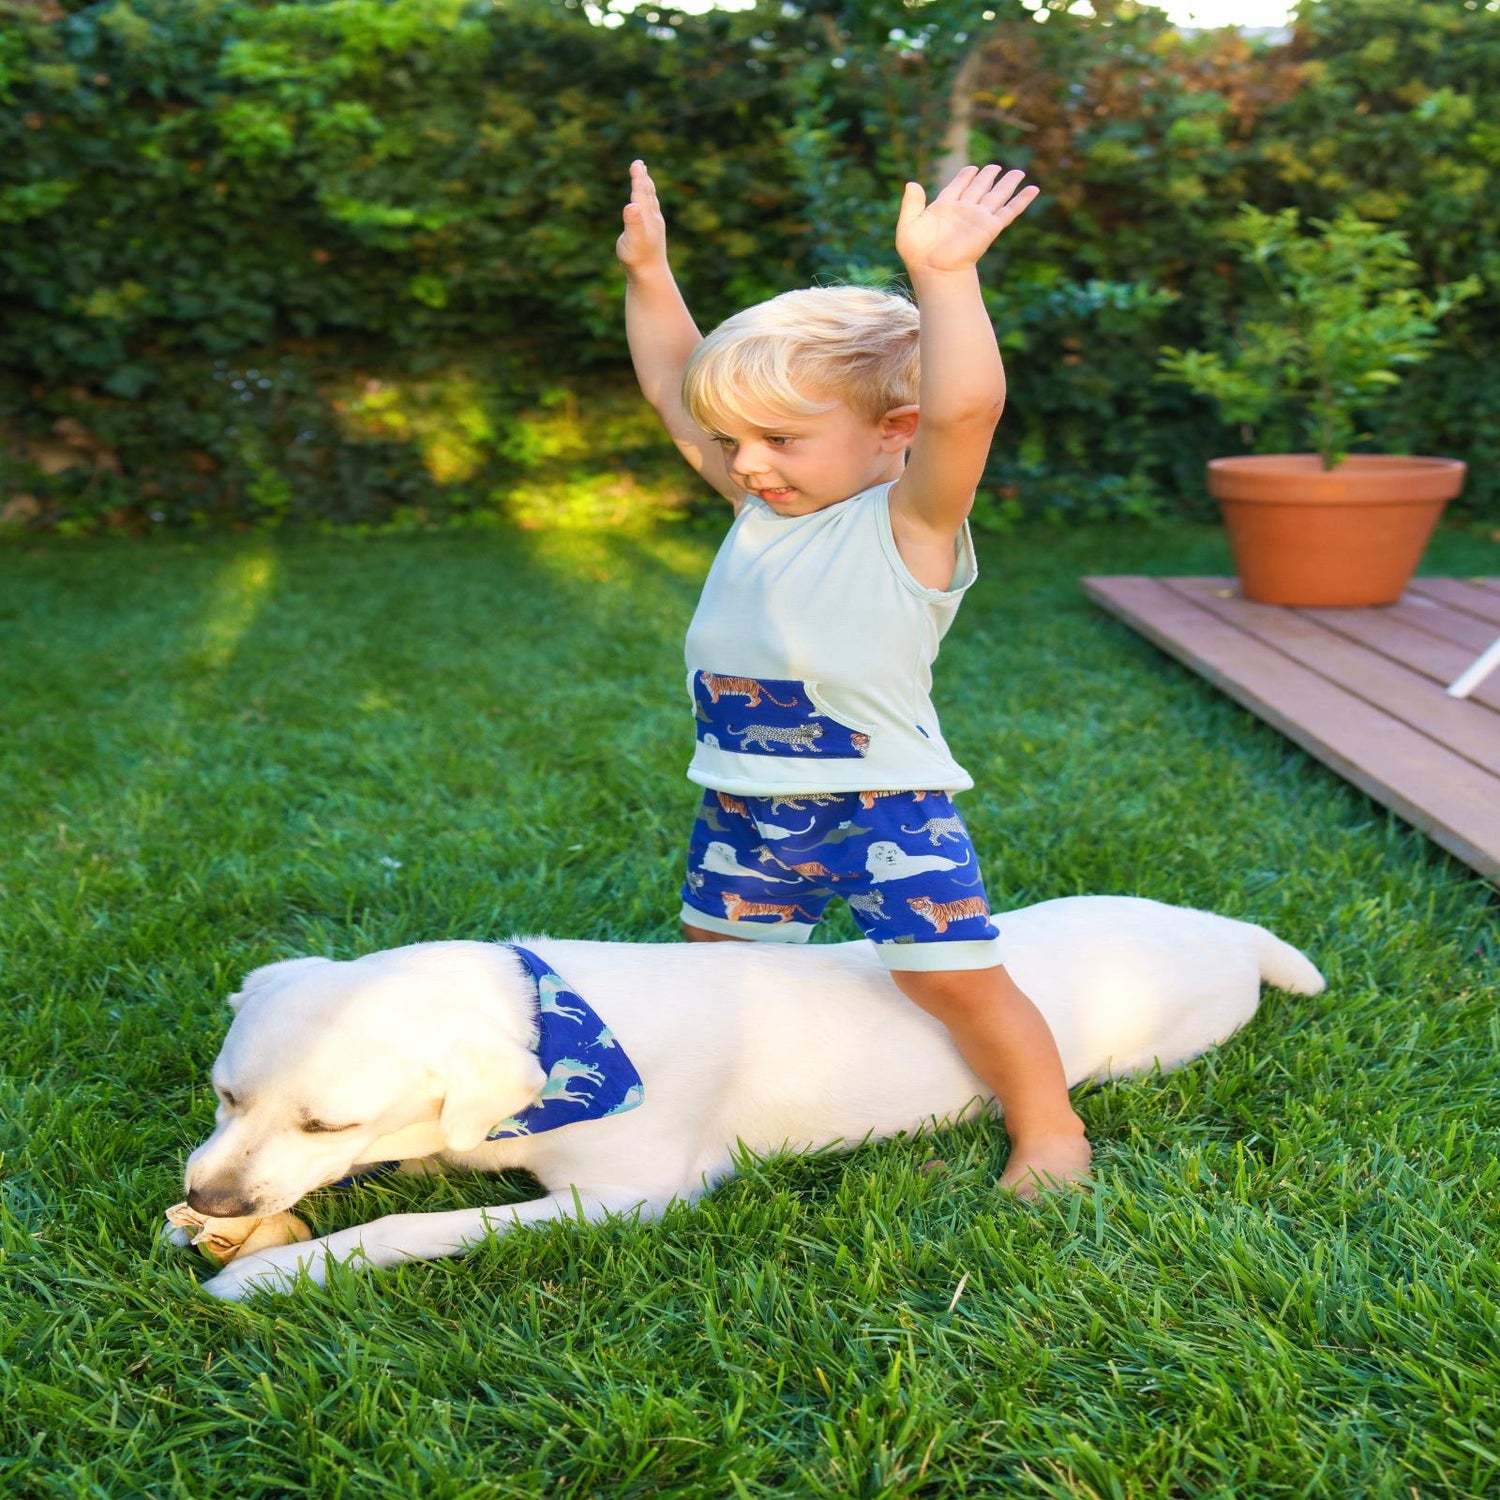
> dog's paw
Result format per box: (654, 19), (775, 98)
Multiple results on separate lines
(201, 1241), (325, 1301)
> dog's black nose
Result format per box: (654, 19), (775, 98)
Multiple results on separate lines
(185, 1185), (255, 1217)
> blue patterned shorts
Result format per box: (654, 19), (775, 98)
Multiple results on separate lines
(680, 789), (1002, 972)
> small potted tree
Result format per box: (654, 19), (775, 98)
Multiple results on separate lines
(1159, 206), (1479, 607)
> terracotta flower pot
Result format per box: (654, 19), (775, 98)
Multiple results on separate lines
(1206, 454), (1467, 608)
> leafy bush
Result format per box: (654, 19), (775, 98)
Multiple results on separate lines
(1, 0), (1495, 533)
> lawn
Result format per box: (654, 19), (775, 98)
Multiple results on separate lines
(2, 516), (1496, 1499)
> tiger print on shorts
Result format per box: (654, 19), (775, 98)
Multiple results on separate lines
(773, 857), (837, 881)
(859, 789), (929, 809)
(722, 893), (820, 925)
(906, 894), (989, 933)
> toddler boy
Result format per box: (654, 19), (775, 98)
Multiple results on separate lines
(617, 159), (1089, 1196)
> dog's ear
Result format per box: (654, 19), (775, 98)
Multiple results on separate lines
(435, 1037), (547, 1154)
(226, 957), (333, 1013)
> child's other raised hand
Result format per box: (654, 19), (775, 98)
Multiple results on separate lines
(617, 158), (670, 275)
(895, 164), (1039, 276)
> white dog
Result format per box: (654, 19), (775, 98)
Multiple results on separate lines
(178, 897), (1323, 1301)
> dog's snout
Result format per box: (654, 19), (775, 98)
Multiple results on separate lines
(185, 1185), (256, 1218)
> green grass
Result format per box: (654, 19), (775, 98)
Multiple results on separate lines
(2, 517), (1497, 1499)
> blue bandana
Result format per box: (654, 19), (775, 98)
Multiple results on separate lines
(484, 945), (645, 1140)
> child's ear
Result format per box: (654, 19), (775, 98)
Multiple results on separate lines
(880, 405), (920, 450)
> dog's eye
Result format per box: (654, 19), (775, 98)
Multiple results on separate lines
(301, 1119), (355, 1134)
(216, 1088), (237, 1109)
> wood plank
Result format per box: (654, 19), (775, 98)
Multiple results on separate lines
(1407, 577), (1500, 628)
(1165, 578), (1500, 777)
(1384, 593), (1498, 651)
(1083, 576), (1500, 879)
(1200, 576), (1500, 711)
(1305, 604), (1500, 712)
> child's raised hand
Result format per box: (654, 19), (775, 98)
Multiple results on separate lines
(895, 164), (1039, 276)
(617, 158), (670, 275)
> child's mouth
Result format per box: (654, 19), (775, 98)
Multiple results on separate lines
(758, 487), (796, 501)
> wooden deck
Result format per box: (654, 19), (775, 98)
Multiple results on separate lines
(1082, 575), (1500, 881)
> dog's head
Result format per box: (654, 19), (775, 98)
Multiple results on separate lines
(184, 943), (548, 1216)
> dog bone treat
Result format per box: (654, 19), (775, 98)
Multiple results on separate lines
(164, 1202), (312, 1266)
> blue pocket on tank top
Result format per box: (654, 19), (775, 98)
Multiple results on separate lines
(691, 671), (872, 758)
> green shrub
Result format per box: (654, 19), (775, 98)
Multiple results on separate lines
(1, 0), (1495, 533)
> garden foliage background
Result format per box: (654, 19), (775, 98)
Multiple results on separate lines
(1, 0), (1496, 535)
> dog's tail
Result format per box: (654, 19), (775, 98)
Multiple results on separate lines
(1249, 923), (1326, 996)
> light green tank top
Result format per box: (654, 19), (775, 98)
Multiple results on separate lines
(683, 481), (977, 796)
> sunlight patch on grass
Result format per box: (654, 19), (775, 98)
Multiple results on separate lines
(191, 546), (278, 672)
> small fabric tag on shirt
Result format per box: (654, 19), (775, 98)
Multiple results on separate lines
(485, 945), (645, 1139)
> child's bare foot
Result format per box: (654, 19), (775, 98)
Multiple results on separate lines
(1000, 1131), (1093, 1199)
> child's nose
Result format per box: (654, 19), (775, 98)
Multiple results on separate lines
(733, 442), (772, 475)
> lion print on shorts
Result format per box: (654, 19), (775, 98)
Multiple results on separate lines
(907, 894), (989, 933)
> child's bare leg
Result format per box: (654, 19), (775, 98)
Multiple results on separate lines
(683, 923), (748, 942)
(891, 964), (1090, 1198)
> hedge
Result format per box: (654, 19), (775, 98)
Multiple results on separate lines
(0, 0), (1494, 533)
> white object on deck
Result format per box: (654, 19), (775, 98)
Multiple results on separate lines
(1446, 635), (1500, 699)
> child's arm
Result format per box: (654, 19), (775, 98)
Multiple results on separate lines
(889, 165), (1039, 569)
(617, 160), (740, 506)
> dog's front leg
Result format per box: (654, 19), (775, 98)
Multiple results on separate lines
(198, 1187), (665, 1300)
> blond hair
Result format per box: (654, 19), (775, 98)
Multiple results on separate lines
(683, 286), (920, 432)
